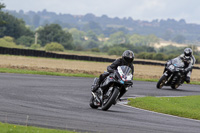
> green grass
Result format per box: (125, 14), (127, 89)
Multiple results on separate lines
(133, 78), (158, 82)
(0, 122), (77, 133)
(133, 77), (200, 85)
(128, 95), (200, 120)
(0, 68), (95, 78)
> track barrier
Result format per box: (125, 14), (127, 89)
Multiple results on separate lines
(0, 46), (199, 69)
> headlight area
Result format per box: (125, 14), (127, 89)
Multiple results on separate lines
(168, 65), (175, 70)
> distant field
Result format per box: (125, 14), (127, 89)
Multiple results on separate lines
(0, 55), (200, 82)
(153, 41), (200, 51)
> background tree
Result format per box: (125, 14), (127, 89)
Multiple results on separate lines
(16, 36), (35, 47)
(163, 30), (172, 41)
(145, 34), (160, 45)
(172, 35), (186, 43)
(32, 14), (40, 28)
(5, 9), (200, 43)
(82, 21), (102, 35)
(103, 27), (117, 37)
(0, 2), (6, 31)
(69, 28), (85, 41)
(0, 2), (5, 10)
(104, 31), (128, 46)
(0, 12), (33, 38)
(129, 34), (145, 46)
(86, 30), (98, 41)
(37, 24), (74, 49)
(69, 28), (86, 50)
(84, 40), (100, 49)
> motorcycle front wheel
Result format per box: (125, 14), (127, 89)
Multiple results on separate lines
(101, 88), (120, 111)
(89, 95), (98, 109)
(156, 75), (167, 89)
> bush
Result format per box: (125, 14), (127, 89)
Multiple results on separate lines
(136, 52), (176, 61)
(30, 43), (41, 49)
(136, 52), (156, 59)
(0, 36), (23, 48)
(44, 42), (65, 52)
(145, 53), (156, 59)
(154, 53), (167, 60)
(4, 36), (14, 42)
(108, 46), (127, 56)
(16, 36), (35, 47)
(165, 54), (178, 61)
(90, 48), (100, 52)
(136, 52), (147, 59)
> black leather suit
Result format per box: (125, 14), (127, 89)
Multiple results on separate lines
(98, 58), (134, 84)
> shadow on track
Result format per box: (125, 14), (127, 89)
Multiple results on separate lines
(89, 107), (129, 114)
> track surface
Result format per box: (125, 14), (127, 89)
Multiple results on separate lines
(0, 73), (200, 133)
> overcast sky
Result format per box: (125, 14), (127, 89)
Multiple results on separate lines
(2, 0), (200, 24)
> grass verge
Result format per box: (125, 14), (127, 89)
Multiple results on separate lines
(0, 67), (200, 85)
(133, 77), (200, 85)
(0, 122), (77, 133)
(128, 96), (200, 120)
(0, 68), (95, 78)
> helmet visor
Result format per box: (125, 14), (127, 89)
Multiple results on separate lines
(183, 55), (190, 63)
(124, 57), (133, 63)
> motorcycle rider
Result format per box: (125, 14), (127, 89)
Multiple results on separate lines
(91, 50), (134, 92)
(164, 48), (196, 83)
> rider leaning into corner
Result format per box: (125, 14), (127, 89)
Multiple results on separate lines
(91, 50), (134, 93)
(164, 48), (196, 83)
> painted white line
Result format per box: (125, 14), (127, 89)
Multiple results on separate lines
(118, 102), (200, 123)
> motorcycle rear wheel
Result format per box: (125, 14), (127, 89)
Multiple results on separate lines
(101, 88), (119, 111)
(156, 75), (167, 89)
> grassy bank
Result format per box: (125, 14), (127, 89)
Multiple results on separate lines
(0, 68), (95, 78)
(0, 122), (77, 133)
(128, 96), (200, 120)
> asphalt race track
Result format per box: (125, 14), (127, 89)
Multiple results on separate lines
(0, 73), (200, 133)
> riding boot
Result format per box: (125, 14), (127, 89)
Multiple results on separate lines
(185, 77), (190, 83)
(185, 71), (191, 83)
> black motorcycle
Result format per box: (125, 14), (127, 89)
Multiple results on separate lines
(89, 66), (133, 111)
(157, 57), (186, 89)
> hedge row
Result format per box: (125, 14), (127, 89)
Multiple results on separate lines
(136, 52), (200, 64)
(0, 47), (114, 62)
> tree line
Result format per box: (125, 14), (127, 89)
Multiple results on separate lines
(0, 2), (199, 63)
(4, 9), (200, 43)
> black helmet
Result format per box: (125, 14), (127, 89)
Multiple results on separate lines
(183, 48), (192, 63)
(122, 50), (134, 64)
(184, 48), (192, 57)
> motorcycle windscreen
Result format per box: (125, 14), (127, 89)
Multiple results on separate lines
(117, 66), (132, 80)
(171, 58), (185, 67)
